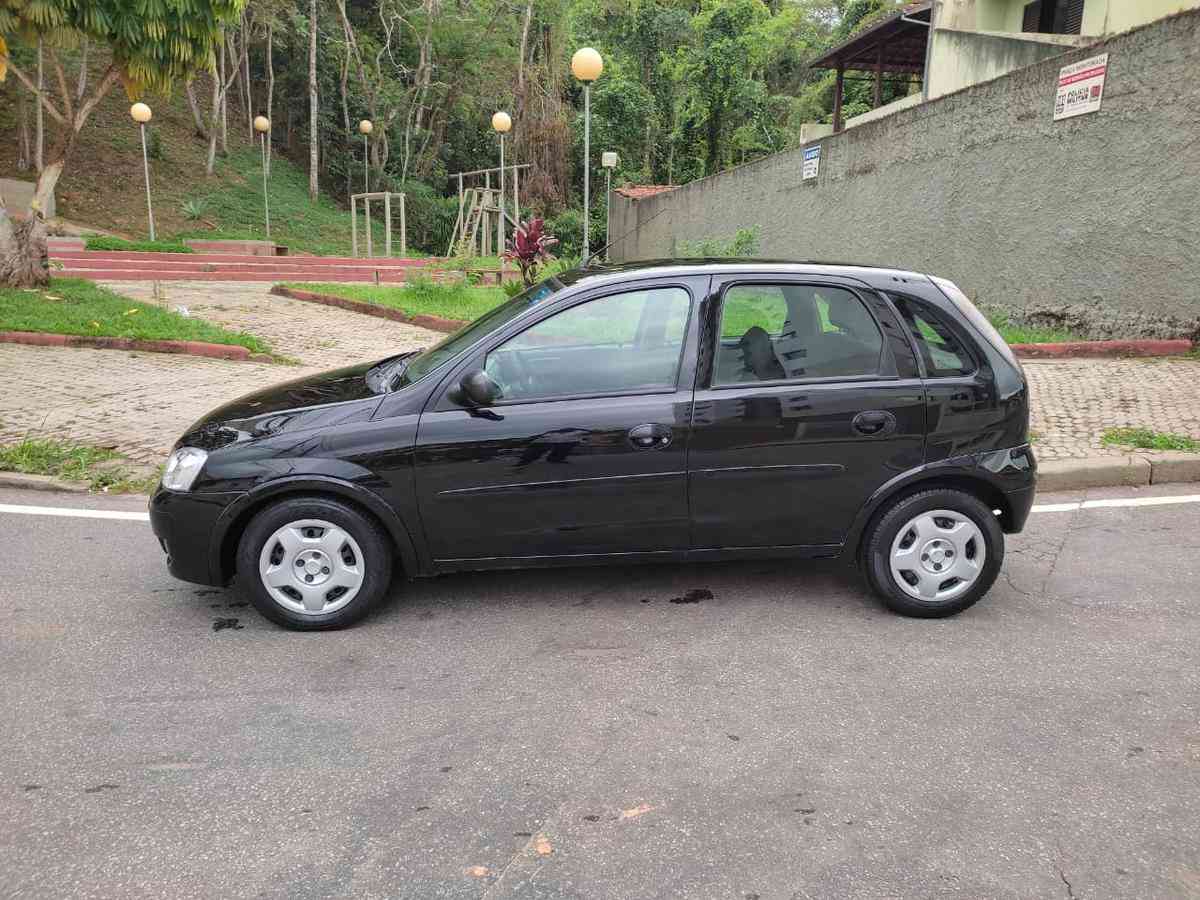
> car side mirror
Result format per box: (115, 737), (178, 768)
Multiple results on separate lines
(453, 369), (501, 407)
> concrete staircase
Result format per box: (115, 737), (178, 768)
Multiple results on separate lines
(49, 245), (432, 283)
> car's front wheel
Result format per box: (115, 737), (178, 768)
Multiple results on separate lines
(237, 496), (393, 630)
(863, 488), (1004, 618)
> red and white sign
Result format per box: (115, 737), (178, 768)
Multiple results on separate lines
(1054, 53), (1108, 121)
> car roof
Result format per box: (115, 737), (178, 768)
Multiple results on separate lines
(560, 258), (931, 290)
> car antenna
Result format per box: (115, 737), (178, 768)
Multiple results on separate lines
(582, 205), (674, 268)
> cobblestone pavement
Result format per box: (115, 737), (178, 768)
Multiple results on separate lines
(1, 282), (1198, 465)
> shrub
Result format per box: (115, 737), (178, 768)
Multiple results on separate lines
(502, 218), (559, 286)
(181, 199), (209, 221)
(678, 226), (760, 258)
(397, 181), (459, 256)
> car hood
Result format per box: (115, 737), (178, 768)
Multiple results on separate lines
(179, 359), (389, 451)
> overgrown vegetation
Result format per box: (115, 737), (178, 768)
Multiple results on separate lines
(0, 278), (271, 354)
(679, 226), (761, 258)
(84, 237), (194, 254)
(1101, 427), (1199, 452)
(985, 311), (1081, 345)
(0, 438), (161, 493)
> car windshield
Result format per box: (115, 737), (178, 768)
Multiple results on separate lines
(392, 277), (566, 389)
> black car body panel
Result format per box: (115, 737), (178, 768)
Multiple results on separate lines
(149, 260), (1036, 588)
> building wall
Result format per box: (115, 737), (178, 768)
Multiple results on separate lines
(925, 28), (1085, 99)
(939, 0), (1200, 36)
(608, 9), (1200, 338)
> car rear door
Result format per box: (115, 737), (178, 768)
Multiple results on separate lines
(688, 274), (926, 552)
(413, 276), (706, 566)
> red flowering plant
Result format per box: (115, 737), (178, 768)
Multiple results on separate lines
(503, 218), (559, 286)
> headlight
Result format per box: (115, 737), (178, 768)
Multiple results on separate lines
(162, 447), (208, 492)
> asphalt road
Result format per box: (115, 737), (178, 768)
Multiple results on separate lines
(3, 484), (1199, 899)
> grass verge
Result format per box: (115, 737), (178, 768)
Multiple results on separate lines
(1101, 427), (1199, 452)
(281, 279), (507, 323)
(0, 439), (161, 493)
(986, 313), (1081, 345)
(0, 278), (271, 354)
(84, 236), (194, 253)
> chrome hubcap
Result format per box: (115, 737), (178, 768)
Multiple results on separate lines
(889, 509), (985, 603)
(258, 519), (364, 615)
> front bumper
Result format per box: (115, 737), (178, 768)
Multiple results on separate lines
(149, 487), (245, 586)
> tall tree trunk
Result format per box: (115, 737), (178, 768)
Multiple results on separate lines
(16, 93), (32, 172)
(207, 65), (221, 174)
(308, 0), (319, 201)
(35, 39), (44, 173)
(339, 43), (351, 202)
(265, 24), (275, 176)
(76, 38), (88, 101)
(186, 77), (208, 139)
(219, 39), (229, 155)
(241, 13), (253, 140)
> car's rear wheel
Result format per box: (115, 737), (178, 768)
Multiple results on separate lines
(863, 488), (1003, 618)
(236, 496), (393, 630)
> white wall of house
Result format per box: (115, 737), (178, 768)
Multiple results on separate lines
(937, 0), (1200, 36)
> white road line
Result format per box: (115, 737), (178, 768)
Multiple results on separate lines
(1031, 494), (1200, 513)
(0, 503), (150, 522)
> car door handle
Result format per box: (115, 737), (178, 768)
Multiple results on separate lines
(852, 410), (896, 437)
(628, 423), (673, 450)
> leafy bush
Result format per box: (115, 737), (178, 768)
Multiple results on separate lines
(502, 218), (559, 286)
(546, 208), (606, 260)
(397, 181), (459, 256)
(181, 199), (209, 221)
(678, 226), (760, 258)
(85, 236), (194, 253)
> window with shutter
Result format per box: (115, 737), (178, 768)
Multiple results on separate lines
(1061, 0), (1085, 34)
(1022, 1), (1042, 32)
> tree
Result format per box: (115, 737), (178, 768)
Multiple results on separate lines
(308, 0), (319, 200)
(0, 0), (244, 285)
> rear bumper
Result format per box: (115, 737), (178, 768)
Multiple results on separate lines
(149, 487), (244, 586)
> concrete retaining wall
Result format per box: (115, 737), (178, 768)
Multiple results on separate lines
(609, 9), (1200, 339)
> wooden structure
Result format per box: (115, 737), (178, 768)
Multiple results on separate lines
(447, 163), (532, 257)
(351, 191), (407, 258)
(810, 2), (930, 132)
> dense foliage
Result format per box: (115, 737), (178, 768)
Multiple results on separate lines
(3, 0), (915, 254)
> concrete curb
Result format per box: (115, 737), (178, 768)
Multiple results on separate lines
(0, 472), (89, 493)
(0, 331), (277, 363)
(1013, 339), (1194, 359)
(270, 286), (465, 333)
(1037, 453), (1200, 491)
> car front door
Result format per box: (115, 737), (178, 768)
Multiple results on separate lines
(688, 275), (926, 552)
(413, 277), (704, 566)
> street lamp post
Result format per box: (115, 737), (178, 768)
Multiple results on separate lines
(601, 151), (618, 260)
(570, 47), (603, 261)
(130, 103), (155, 241)
(492, 111), (512, 256)
(254, 115), (271, 239)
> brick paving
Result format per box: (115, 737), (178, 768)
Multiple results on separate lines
(1, 282), (1198, 466)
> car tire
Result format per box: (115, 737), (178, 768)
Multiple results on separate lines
(863, 488), (1004, 618)
(236, 496), (393, 630)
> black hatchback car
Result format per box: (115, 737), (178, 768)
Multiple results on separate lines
(151, 261), (1035, 629)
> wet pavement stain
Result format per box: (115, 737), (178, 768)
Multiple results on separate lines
(84, 784), (119, 794)
(212, 618), (244, 632)
(22, 785), (41, 792)
(727, 734), (740, 742)
(439, 766), (453, 773)
(415, 806), (431, 812)
(582, 814), (601, 822)
(670, 589), (713, 604)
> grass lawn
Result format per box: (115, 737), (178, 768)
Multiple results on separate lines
(0, 438), (161, 493)
(0, 278), (272, 354)
(986, 313), (1081, 345)
(283, 280), (507, 323)
(173, 149), (411, 258)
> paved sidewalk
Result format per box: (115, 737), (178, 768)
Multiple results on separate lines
(1, 282), (1198, 465)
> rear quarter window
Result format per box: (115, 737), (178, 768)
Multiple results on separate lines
(889, 294), (976, 377)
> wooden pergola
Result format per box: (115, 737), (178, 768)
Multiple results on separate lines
(810, 2), (931, 133)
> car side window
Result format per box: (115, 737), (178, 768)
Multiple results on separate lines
(484, 286), (691, 403)
(715, 284), (884, 384)
(890, 295), (975, 377)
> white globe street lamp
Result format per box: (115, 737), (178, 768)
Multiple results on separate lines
(359, 119), (374, 193)
(602, 151), (618, 260)
(130, 103), (155, 241)
(492, 111), (512, 255)
(254, 116), (272, 239)
(571, 48), (603, 261)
